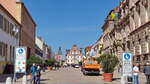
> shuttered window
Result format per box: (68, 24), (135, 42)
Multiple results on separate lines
(0, 14), (3, 29)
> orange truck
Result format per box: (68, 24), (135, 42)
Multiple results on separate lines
(81, 57), (100, 75)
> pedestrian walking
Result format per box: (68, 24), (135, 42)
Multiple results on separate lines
(54, 62), (57, 70)
(30, 63), (37, 84)
(133, 63), (140, 84)
(57, 63), (59, 70)
(35, 65), (41, 84)
(143, 62), (150, 84)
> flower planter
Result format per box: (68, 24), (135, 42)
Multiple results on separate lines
(47, 66), (53, 70)
(103, 73), (113, 82)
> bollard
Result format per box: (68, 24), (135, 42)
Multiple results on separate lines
(22, 75), (27, 84)
(121, 76), (125, 84)
(6, 77), (12, 84)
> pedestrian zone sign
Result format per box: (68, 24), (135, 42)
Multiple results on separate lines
(15, 47), (27, 73)
(122, 53), (133, 76)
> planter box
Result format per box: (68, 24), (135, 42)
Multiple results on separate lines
(103, 73), (113, 82)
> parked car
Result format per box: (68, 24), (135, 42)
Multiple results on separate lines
(74, 64), (80, 68)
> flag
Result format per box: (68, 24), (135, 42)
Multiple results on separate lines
(111, 12), (116, 20)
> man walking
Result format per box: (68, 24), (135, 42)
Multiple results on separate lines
(144, 62), (150, 84)
(30, 63), (37, 84)
(36, 65), (41, 84)
(133, 63), (140, 84)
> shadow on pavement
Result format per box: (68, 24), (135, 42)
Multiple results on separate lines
(0, 73), (24, 83)
(40, 83), (46, 84)
(112, 77), (120, 81)
(85, 74), (102, 76)
(40, 79), (49, 81)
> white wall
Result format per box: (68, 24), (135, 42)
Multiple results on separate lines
(0, 10), (20, 62)
(35, 37), (44, 50)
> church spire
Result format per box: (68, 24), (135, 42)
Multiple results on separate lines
(58, 47), (62, 55)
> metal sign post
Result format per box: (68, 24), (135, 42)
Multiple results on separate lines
(122, 53), (133, 84)
(13, 47), (27, 84)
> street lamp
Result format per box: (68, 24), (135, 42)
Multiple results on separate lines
(12, 25), (19, 84)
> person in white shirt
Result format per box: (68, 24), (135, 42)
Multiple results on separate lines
(133, 63), (140, 84)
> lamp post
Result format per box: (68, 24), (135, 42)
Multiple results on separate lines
(12, 25), (19, 84)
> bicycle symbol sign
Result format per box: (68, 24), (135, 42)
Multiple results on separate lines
(123, 53), (132, 61)
(124, 53), (130, 60)
(18, 49), (24, 54)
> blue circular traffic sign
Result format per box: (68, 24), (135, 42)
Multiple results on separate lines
(124, 53), (130, 60)
(18, 49), (24, 54)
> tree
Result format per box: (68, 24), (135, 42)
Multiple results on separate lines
(46, 59), (56, 66)
(27, 56), (43, 66)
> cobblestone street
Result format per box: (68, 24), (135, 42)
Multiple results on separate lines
(0, 67), (147, 84)
(36, 67), (121, 84)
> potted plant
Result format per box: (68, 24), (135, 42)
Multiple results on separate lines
(97, 54), (119, 82)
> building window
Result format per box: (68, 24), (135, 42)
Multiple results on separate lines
(0, 13), (19, 39)
(0, 42), (3, 56)
(136, 56), (140, 62)
(143, 54), (148, 61)
(12, 46), (15, 63)
(0, 14), (3, 29)
(0, 42), (8, 58)
(9, 23), (14, 35)
(10, 46), (12, 62)
(3, 43), (7, 57)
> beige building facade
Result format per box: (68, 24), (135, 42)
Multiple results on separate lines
(0, 0), (36, 58)
(66, 45), (83, 64)
(0, 4), (21, 73)
(101, 0), (150, 71)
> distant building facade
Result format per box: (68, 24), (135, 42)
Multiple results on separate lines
(35, 36), (52, 60)
(55, 47), (62, 62)
(66, 45), (83, 64)
(0, 4), (21, 73)
(92, 36), (104, 57)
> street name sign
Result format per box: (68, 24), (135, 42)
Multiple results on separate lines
(122, 53), (133, 76)
(15, 47), (27, 73)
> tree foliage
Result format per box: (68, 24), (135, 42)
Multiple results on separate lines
(45, 59), (56, 66)
(27, 56), (43, 66)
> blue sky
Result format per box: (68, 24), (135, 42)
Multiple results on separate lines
(23, 0), (119, 53)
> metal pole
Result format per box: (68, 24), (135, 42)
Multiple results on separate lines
(13, 27), (18, 84)
(13, 42), (16, 84)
